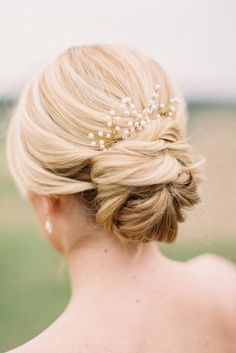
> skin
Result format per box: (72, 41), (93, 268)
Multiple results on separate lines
(6, 192), (236, 353)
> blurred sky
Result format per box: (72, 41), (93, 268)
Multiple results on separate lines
(0, 0), (235, 101)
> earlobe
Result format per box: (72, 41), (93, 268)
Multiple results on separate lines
(42, 196), (50, 215)
(43, 197), (55, 236)
(42, 196), (57, 215)
(42, 195), (62, 216)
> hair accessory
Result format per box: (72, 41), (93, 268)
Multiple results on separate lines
(88, 83), (181, 151)
(45, 218), (52, 234)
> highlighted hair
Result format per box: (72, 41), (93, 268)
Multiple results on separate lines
(5, 44), (205, 247)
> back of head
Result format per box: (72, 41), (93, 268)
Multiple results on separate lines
(5, 44), (205, 249)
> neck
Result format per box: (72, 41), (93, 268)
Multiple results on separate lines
(65, 227), (162, 302)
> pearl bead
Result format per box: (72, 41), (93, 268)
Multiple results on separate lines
(122, 97), (131, 104)
(152, 92), (158, 99)
(140, 120), (146, 127)
(88, 132), (94, 139)
(170, 97), (181, 103)
(94, 83), (181, 151)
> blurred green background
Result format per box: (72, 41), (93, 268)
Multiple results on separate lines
(0, 100), (236, 352)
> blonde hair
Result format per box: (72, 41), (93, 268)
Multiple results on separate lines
(5, 44), (205, 249)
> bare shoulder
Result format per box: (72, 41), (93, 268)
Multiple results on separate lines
(187, 252), (236, 288)
(167, 252), (236, 305)
(186, 253), (236, 336)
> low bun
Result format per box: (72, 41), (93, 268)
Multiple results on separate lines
(6, 44), (205, 250)
(90, 118), (204, 244)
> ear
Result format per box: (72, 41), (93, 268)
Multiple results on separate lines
(42, 195), (62, 216)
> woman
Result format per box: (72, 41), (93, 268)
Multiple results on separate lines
(5, 45), (236, 352)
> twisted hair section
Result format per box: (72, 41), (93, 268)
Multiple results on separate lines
(87, 117), (204, 244)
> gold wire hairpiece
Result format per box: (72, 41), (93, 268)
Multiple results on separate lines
(87, 83), (181, 151)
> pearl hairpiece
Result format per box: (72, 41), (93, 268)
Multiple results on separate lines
(87, 83), (181, 151)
